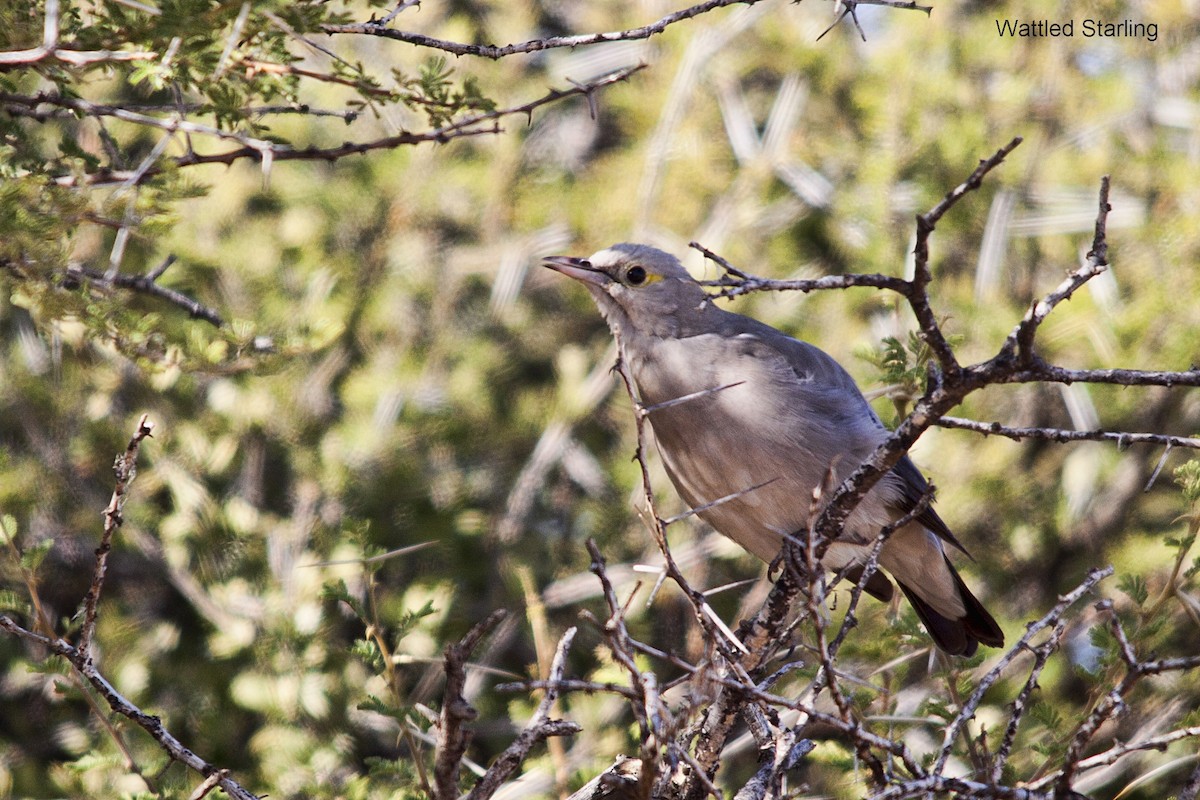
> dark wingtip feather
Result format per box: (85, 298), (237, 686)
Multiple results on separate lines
(898, 557), (1004, 656)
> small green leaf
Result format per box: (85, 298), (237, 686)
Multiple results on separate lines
(1118, 574), (1148, 606)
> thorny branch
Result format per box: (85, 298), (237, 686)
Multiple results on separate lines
(17, 65), (646, 188)
(325, 0), (934, 56)
(464, 627), (582, 800)
(434, 609), (508, 800)
(0, 617), (260, 800)
(698, 146), (1200, 557)
(60, 257), (225, 327)
(78, 414), (154, 659)
(324, 0), (770, 58)
(935, 416), (1200, 451)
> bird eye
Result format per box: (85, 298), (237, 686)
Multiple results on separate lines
(625, 266), (647, 285)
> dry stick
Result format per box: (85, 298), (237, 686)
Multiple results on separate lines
(0, 618), (260, 800)
(65, 259), (224, 327)
(789, 472), (887, 787)
(327, 0), (934, 57)
(3, 415), (174, 796)
(434, 609), (508, 800)
(186, 769), (226, 800)
(495, 677), (640, 701)
(810, 155), (1110, 570)
(704, 670), (927, 780)
(0, 95), (361, 122)
(802, 546), (889, 786)
(930, 566), (1114, 777)
(1006, 176), (1110, 365)
(677, 569), (805, 800)
(870, 774), (1056, 799)
(466, 627), (582, 800)
(77, 414), (154, 660)
(585, 541), (666, 797)
(324, 0), (770, 57)
(998, 363), (1200, 388)
(807, 138), (1026, 563)
(988, 621), (1068, 784)
(822, 482), (935, 660)
(1059, 725), (1200, 783)
(935, 417), (1200, 451)
(611, 355), (749, 658)
(914, 136), (1026, 376)
(609, 353), (797, 798)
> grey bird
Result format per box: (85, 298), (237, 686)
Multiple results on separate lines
(544, 243), (1004, 656)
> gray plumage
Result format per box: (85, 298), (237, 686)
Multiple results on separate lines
(545, 243), (1003, 656)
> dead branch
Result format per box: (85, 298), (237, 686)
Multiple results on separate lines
(434, 609), (508, 800)
(57, 258), (224, 327)
(0, 617), (258, 800)
(78, 414), (155, 659)
(465, 626), (582, 800)
(935, 417), (1200, 451)
(931, 567), (1114, 777)
(324, 0), (769, 58)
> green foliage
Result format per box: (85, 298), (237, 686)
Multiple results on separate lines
(1176, 457), (1200, 508)
(1119, 573), (1149, 607)
(399, 58), (498, 129)
(857, 328), (962, 421)
(1, 0), (503, 369)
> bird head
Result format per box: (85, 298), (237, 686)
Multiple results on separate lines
(543, 243), (711, 338)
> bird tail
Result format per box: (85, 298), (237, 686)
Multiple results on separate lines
(898, 557), (1004, 656)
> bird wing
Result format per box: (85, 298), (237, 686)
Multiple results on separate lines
(716, 311), (971, 555)
(890, 455), (971, 556)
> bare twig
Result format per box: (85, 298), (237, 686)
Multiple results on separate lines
(989, 621), (1067, 783)
(325, 0), (768, 58)
(823, 482), (935, 658)
(495, 677), (640, 701)
(912, 135), (1025, 374)
(434, 609), (508, 800)
(466, 627), (582, 800)
(935, 417), (1200, 451)
(0, 618), (258, 800)
(65, 258), (224, 327)
(1043, 602), (1200, 796)
(817, 0), (933, 42)
(77, 415), (155, 659)
(932, 567), (1114, 776)
(1005, 176), (1111, 364)
(610, 355), (753, 658)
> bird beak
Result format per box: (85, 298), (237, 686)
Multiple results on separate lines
(542, 256), (611, 287)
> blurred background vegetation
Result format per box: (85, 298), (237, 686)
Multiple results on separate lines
(1, 0), (1199, 797)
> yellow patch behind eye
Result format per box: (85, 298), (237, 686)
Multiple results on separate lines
(641, 273), (663, 285)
